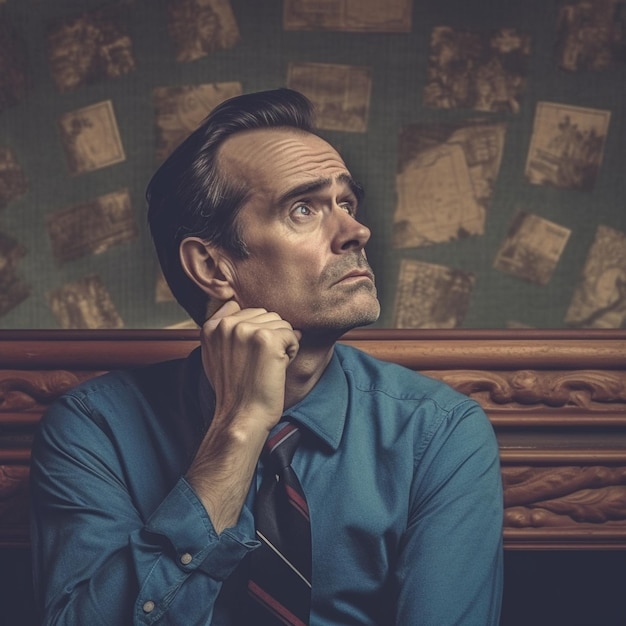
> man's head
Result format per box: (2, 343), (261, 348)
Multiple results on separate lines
(147, 88), (379, 333)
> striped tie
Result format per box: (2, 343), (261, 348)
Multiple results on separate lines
(247, 422), (312, 625)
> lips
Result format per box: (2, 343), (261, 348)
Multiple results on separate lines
(336, 269), (375, 284)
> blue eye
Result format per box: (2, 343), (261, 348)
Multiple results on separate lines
(293, 204), (312, 216)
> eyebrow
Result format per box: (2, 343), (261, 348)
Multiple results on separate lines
(276, 173), (364, 207)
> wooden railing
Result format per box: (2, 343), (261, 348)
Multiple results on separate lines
(1, 329), (625, 550)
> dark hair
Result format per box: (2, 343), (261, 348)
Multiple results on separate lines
(146, 88), (316, 325)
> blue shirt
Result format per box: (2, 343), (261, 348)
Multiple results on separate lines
(31, 344), (503, 625)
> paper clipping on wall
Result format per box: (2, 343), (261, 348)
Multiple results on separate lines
(287, 62), (372, 132)
(493, 211), (571, 285)
(47, 275), (124, 329)
(392, 120), (506, 249)
(46, 190), (138, 263)
(565, 225), (626, 328)
(0, 147), (28, 210)
(525, 101), (610, 192)
(0, 231), (29, 317)
(46, 4), (136, 92)
(283, 0), (412, 33)
(153, 82), (242, 163)
(556, 0), (626, 72)
(166, 0), (240, 63)
(58, 100), (126, 175)
(0, 17), (27, 112)
(393, 259), (475, 329)
(424, 26), (530, 113)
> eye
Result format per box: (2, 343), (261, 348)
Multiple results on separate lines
(291, 203), (314, 219)
(339, 201), (357, 217)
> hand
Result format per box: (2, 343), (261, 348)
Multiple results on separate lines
(187, 300), (301, 532)
(200, 300), (301, 434)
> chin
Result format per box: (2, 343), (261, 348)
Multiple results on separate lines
(302, 300), (380, 336)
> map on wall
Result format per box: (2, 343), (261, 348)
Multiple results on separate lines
(392, 120), (506, 248)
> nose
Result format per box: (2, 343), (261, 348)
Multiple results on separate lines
(330, 205), (371, 254)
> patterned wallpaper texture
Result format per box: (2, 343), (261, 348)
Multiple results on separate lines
(0, 0), (625, 329)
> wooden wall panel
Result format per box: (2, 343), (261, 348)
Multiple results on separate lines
(1, 329), (625, 549)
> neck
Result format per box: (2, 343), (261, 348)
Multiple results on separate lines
(283, 334), (337, 409)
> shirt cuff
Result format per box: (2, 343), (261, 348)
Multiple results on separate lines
(144, 477), (259, 580)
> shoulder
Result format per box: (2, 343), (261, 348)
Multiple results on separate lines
(37, 356), (193, 438)
(54, 358), (185, 410)
(334, 342), (474, 415)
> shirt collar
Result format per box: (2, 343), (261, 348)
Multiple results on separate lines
(191, 346), (348, 452)
(285, 349), (348, 452)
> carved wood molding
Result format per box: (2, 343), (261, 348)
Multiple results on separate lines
(1, 329), (625, 549)
(423, 369), (626, 410)
(0, 370), (103, 413)
(503, 466), (626, 525)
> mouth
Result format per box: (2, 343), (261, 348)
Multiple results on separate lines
(336, 269), (375, 285)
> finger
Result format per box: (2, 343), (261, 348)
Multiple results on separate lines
(202, 300), (241, 330)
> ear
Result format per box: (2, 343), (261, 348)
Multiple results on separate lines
(179, 237), (236, 302)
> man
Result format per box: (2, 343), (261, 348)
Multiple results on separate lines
(31, 88), (503, 625)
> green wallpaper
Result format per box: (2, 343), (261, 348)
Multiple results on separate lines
(0, 0), (624, 329)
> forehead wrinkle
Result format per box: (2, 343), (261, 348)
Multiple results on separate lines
(220, 128), (344, 176)
(218, 128), (353, 217)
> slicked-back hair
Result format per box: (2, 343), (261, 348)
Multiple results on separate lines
(146, 88), (316, 326)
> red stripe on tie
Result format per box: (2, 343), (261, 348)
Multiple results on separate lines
(286, 484), (310, 520)
(248, 580), (307, 626)
(266, 423), (298, 453)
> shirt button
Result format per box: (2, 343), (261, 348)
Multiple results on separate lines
(143, 601), (155, 613)
(180, 552), (193, 565)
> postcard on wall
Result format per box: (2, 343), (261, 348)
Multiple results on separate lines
(153, 82), (242, 163)
(493, 211), (571, 285)
(525, 102), (610, 192)
(287, 62), (372, 132)
(556, 0), (626, 71)
(283, 0), (412, 32)
(58, 100), (126, 176)
(0, 147), (28, 210)
(424, 26), (530, 113)
(0, 230), (29, 317)
(46, 4), (136, 93)
(565, 225), (626, 328)
(393, 259), (475, 329)
(166, 0), (240, 63)
(46, 189), (138, 263)
(392, 120), (506, 249)
(47, 274), (124, 329)
(0, 17), (27, 112)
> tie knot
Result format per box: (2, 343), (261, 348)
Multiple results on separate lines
(264, 422), (300, 470)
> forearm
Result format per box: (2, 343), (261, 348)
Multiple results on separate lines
(186, 410), (270, 534)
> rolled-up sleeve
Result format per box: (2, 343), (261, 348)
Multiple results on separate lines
(30, 393), (258, 626)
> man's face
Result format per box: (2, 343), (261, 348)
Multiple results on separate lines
(217, 127), (380, 335)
